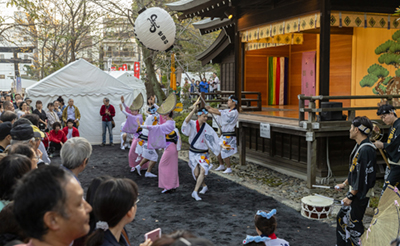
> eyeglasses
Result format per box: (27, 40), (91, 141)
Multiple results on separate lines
(135, 198), (140, 205)
(380, 114), (389, 120)
(34, 155), (40, 162)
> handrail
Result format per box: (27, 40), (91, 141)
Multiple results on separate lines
(190, 91), (262, 111)
(298, 94), (400, 127)
(298, 94), (400, 101)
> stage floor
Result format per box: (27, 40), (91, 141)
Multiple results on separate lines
(242, 105), (305, 120)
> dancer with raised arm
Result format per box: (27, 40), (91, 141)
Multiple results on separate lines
(133, 102), (160, 178)
(140, 94), (181, 193)
(119, 94), (149, 173)
(206, 95), (240, 174)
(182, 99), (221, 201)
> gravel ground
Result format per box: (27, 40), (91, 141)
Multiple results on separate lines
(51, 144), (337, 246)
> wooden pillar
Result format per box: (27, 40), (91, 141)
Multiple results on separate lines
(239, 122), (246, 165)
(307, 138), (317, 188)
(234, 14), (242, 106)
(319, 0), (331, 97)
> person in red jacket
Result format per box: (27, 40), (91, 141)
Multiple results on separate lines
(100, 97), (115, 146)
(62, 119), (80, 139)
(48, 122), (67, 158)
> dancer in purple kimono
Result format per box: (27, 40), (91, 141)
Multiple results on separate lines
(119, 95), (149, 172)
(139, 110), (181, 193)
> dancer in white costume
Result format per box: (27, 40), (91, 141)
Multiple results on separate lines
(134, 104), (159, 178)
(206, 95), (240, 174)
(182, 100), (221, 201)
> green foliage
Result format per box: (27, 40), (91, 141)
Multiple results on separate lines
(360, 74), (379, 87)
(383, 76), (393, 85)
(390, 43), (400, 53)
(372, 88), (379, 94)
(162, 75), (168, 83)
(379, 84), (387, 93)
(393, 29), (400, 42)
(396, 69), (400, 77)
(173, 112), (189, 142)
(375, 40), (395, 54)
(367, 64), (389, 78)
(378, 53), (400, 66)
(209, 102), (220, 108)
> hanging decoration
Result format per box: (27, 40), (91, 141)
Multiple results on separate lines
(170, 53), (176, 91)
(134, 7), (176, 51)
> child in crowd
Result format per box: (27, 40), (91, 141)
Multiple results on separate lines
(242, 209), (289, 246)
(62, 119), (80, 139)
(48, 122), (67, 158)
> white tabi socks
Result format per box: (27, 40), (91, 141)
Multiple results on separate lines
(191, 191), (202, 201)
(199, 186), (208, 194)
(135, 165), (141, 176)
(215, 165), (225, 171)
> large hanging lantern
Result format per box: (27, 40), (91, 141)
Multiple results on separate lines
(134, 7), (176, 52)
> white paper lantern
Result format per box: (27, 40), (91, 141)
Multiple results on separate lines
(134, 7), (176, 52)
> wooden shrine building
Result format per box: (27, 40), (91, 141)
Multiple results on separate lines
(167, 0), (400, 187)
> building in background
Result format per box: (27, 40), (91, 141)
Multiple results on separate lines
(0, 11), (34, 90)
(101, 18), (140, 72)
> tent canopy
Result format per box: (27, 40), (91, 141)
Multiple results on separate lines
(26, 59), (143, 144)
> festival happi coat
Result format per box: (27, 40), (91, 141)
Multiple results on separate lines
(215, 108), (239, 159)
(182, 120), (221, 179)
(135, 109), (159, 162)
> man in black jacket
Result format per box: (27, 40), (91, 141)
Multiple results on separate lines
(374, 104), (400, 193)
(335, 116), (376, 246)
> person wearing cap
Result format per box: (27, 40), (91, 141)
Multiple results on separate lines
(182, 100), (221, 201)
(334, 116), (376, 246)
(22, 114), (51, 165)
(206, 95), (240, 174)
(0, 122), (12, 153)
(374, 104), (400, 193)
(62, 99), (81, 128)
(25, 97), (33, 113)
(10, 123), (47, 166)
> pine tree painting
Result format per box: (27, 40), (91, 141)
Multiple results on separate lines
(360, 29), (400, 105)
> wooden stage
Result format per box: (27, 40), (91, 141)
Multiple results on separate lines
(236, 105), (386, 187)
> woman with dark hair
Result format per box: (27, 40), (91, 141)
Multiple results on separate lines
(0, 202), (29, 245)
(206, 95), (240, 174)
(140, 108), (181, 193)
(46, 102), (60, 130)
(73, 176), (113, 246)
(0, 154), (32, 211)
(8, 143), (39, 169)
(17, 101), (30, 118)
(32, 100), (48, 131)
(48, 122), (67, 158)
(86, 178), (151, 246)
(242, 209), (289, 246)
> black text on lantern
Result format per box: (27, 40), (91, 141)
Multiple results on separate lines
(148, 14), (160, 33)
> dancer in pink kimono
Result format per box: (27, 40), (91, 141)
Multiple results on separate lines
(139, 109), (181, 193)
(119, 95), (149, 172)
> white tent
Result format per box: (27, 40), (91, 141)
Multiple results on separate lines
(108, 71), (146, 98)
(26, 59), (140, 144)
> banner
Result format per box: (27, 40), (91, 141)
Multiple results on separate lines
(134, 62), (140, 78)
(16, 77), (22, 94)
